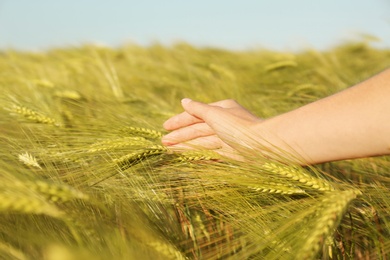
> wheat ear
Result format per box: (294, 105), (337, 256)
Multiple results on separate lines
(9, 105), (60, 126)
(297, 189), (361, 259)
(4, 181), (87, 203)
(120, 126), (163, 140)
(18, 152), (42, 169)
(175, 150), (221, 162)
(248, 181), (305, 195)
(261, 162), (334, 192)
(0, 192), (62, 217)
(114, 145), (167, 169)
(30, 181), (88, 202)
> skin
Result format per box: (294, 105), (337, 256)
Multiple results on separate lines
(162, 68), (390, 165)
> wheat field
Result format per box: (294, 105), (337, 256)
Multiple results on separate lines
(0, 42), (390, 259)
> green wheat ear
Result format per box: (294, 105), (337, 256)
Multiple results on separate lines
(3, 180), (88, 203)
(0, 192), (62, 217)
(175, 150), (221, 162)
(261, 162), (335, 192)
(113, 145), (167, 169)
(120, 126), (164, 140)
(8, 104), (60, 126)
(29, 180), (88, 202)
(297, 189), (361, 259)
(248, 181), (305, 195)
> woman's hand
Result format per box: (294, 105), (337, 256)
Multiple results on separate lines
(162, 98), (262, 158)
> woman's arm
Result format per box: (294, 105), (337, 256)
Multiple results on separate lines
(259, 68), (390, 164)
(162, 68), (390, 164)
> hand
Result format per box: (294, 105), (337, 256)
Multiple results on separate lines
(162, 98), (263, 158)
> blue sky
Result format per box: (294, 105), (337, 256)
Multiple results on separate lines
(0, 0), (389, 51)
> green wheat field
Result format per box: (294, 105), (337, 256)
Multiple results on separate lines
(0, 42), (390, 259)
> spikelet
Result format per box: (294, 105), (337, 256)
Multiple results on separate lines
(18, 152), (42, 169)
(0, 180), (86, 204)
(261, 162), (334, 192)
(297, 189), (361, 259)
(9, 105), (60, 126)
(248, 181), (305, 195)
(120, 126), (163, 140)
(88, 137), (152, 152)
(114, 145), (167, 169)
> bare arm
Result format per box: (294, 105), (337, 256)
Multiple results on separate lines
(260, 68), (390, 164)
(162, 68), (390, 164)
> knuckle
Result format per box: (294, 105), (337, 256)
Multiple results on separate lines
(222, 99), (238, 107)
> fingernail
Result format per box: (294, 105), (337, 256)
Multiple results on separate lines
(181, 98), (192, 105)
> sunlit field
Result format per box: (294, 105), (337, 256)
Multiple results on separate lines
(0, 42), (389, 259)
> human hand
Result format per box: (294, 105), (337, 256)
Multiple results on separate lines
(162, 98), (263, 158)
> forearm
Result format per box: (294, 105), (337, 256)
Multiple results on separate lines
(257, 68), (390, 164)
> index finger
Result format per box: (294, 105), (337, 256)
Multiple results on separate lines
(163, 110), (203, 131)
(163, 99), (235, 131)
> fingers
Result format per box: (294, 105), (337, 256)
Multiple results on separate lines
(163, 99), (209, 131)
(163, 110), (203, 131)
(163, 99), (241, 130)
(162, 122), (214, 145)
(167, 136), (245, 161)
(181, 98), (225, 128)
(167, 135), (223, 150)
(163, 98), (259, 131)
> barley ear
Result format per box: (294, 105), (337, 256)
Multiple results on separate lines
(175, 150), (221, 162)
(120, 126), (164, 140)
(9, 104), (60, 126)
(297, 189), (361, 259)
(0, 192), (62, 217)
(262, 162), (334, 192)
(114, 145), (167, 169)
